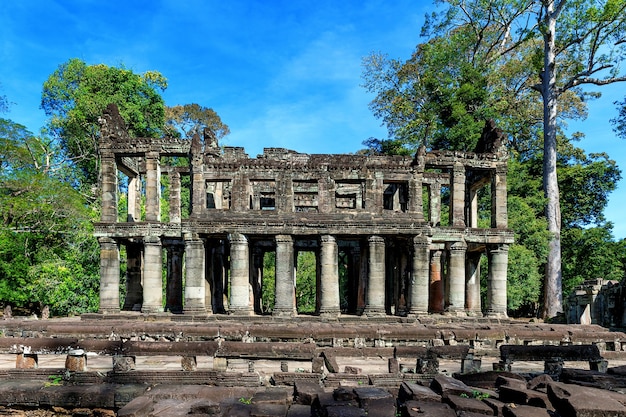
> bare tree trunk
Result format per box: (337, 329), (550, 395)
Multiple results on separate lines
(541, 0), (563, 319)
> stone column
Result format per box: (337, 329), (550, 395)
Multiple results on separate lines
(169, 171), (181, 223)
(465, 252), (482, 315)
(100, 155), (118, 223)
(274, 235), (296, 316)
(142, 236), (163, 313)
(429, 181), (441, 226)
(127, 175), (141, 222)
(190, 134), (206, 216)
(98, 237), (120, 314)
(229, 233), (252, 314)
(184, 236), (206, 314)
(487, 244), (509, 318)
(319, 235), (340, 317)
(429, 250), (444, 313)
(450, 163), (466, 227)
(492, 165), (508, 228)
(145, 152), (161, 222)
(447, 241), (467, 314)
(469, 187), (479, 228)
(364, 236), (386, 316)
(166, 245), (184, 313)
(408, 176), (425, 220)
(408, 235), (430, 315)
(123, 243), (143, 311)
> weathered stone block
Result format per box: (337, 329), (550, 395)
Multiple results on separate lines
(398, 381), (441, 403)
(112, 356), (136, 372)
(181, 355), (197, 371)
(402, 400), (456, 417)
(15, 353), (38, 369)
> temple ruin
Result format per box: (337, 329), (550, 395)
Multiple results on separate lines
(95, 104), (513, 318)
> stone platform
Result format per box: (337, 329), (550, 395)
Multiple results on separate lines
(1, 315), (626, 416)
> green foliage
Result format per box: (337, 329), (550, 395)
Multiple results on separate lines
(296, 252), (317, 313)
(165, 103), (230, 139)
(261, 252), (276, 313)
(41, 58), (167, 185)
(0, 116), (99, 316)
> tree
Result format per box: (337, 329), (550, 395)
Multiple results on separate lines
(41, 58), (168, 186)
(534, 0), (626, 318)
(165, 103), (230, 139)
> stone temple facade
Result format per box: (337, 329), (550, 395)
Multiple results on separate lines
(95, 104), (513, 318)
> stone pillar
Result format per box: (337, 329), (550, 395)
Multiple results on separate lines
(429, 181), (441, 226)
(127, 175), (141, 222)
(142, 236), (163, 313)
(469, 187), (479, 228)
(190, 134), (205, 216)
(169, 171), (181, 223)
(99, 237), (120, 314)
(487, 244), (508, 318)
(408, 236), (430, 315)
(100, 155), (118, 223)
(364, 236), (386, 316)
(447, 241), (467, 314)
(408, 176), (425, 220)
(184, 236), (206, 314)
(123, 243), (143, 311)
(465, 252), (482, 315)
(429, 250), (444, 313)
(450, 163), (466, 227)
(166, 245), (184, 313)
(319, 235), (340, 317)
(145, 152), (161, 222)
(492, 165), (508, 228)
(229, 233), (252, 314)
(274, 235), (296, 316)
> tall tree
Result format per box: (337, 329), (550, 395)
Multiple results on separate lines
(41, 58), (168, 186)
(534, 0), (626, 317)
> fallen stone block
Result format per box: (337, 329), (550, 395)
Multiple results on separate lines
(117, 395), (154, 417)
(326, 405), (367, 417)
(502, 403), (552, 417)
(498, 386), (552, 409)
(294, 380), (324, 405)
(430, 374), (473, 398)
(444, 394), (494, 415)
(398, 381), (441, 403)
(402, 400), (456, 417)
(547, 381), (626, 417)
(252, 387), (292, 406)
(286, 404), (312, 417)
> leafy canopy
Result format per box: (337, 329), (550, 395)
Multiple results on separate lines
(41, 58), (168, 185)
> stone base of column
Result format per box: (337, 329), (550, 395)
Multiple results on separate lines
(362, 307), (386, 317)
(141, 305), (164, 314)
(319, 309), (341, 318)
(445, 309), (468, 317)
(272, 307), (296, 317)
(183, 306), (207, 315)
(407, 308), (428, 317)
(229, 307), (254, 316)
(485, 309), (508, 319)
(99, 307), (120, 314)
(465, 309), (483, 317)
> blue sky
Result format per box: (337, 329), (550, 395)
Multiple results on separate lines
(2, 1), (626, 239)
